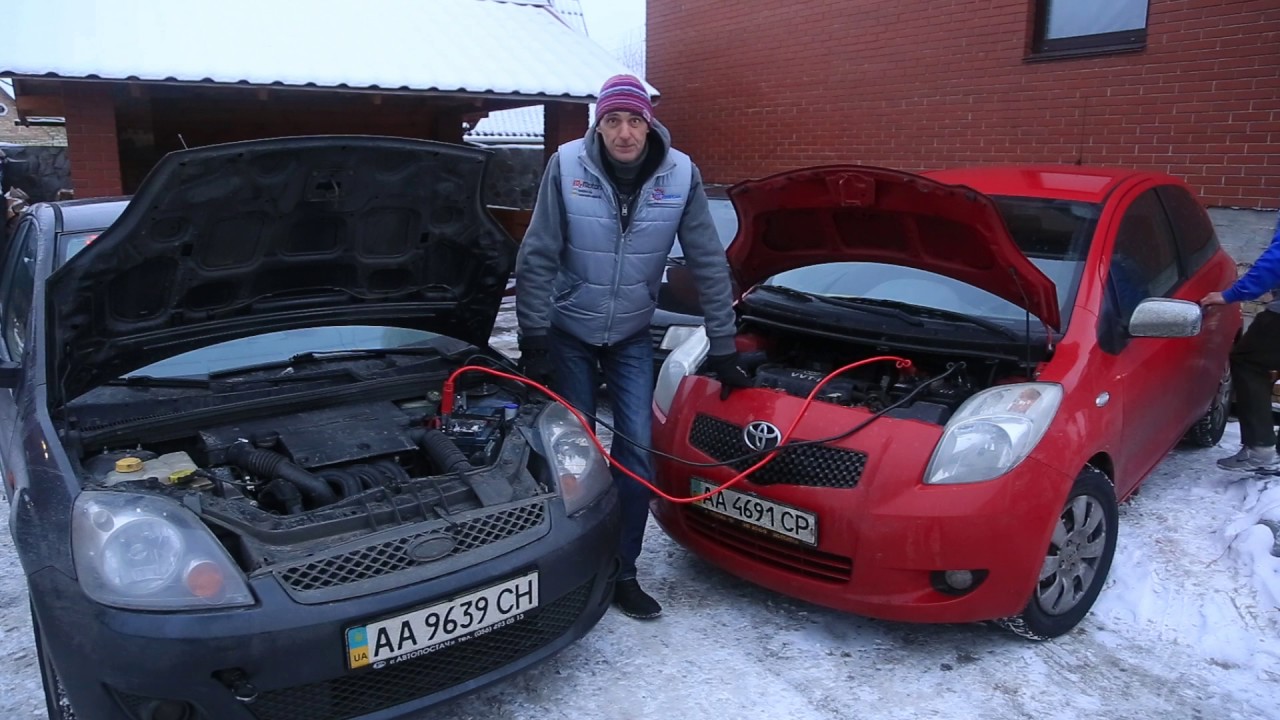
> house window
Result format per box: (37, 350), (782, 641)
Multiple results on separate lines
(1032, 0), (1149, 58)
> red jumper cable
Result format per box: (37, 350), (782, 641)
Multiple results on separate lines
(440, 355), (912, 504)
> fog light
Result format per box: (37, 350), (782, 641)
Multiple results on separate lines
(145, 699), (193, 720)
(930, 569), (989, 596)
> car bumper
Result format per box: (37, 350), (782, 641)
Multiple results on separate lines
(30, 490), (619, 720)
(652, 386), (1072, 625)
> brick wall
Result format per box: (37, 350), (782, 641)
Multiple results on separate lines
(648, 0), (1280, 208)
(62, 84), (124, 198)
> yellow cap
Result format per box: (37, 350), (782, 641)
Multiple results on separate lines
(166, 468), (196, 485)
(114, 457), (143, 473)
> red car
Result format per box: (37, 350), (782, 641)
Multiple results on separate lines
(650, 165), (1240, 639)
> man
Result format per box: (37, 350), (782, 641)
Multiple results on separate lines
(1201, 217), (1280, 471)
(514, 74), (750, 619)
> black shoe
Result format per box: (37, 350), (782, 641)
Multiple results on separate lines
(613, 578), (662, 619)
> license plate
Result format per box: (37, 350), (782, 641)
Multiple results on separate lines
(345, 572), (539, 670)
(690, 478), (817, 545)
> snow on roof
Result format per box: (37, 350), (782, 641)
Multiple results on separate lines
(466, 105), (546, 144)
(0, 0), (655, 101)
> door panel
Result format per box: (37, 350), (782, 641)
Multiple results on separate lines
(1102, 187), (1191, 496)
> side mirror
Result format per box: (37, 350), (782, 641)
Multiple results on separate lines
(1129, 298), (1202, 338)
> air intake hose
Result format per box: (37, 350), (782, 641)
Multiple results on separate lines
(226, 440), (338, 507)
(418, 429), (472, 474)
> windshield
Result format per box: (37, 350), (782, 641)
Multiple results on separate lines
(670, 194), (737, 258)
(125, 326), (443, 379)
(757, 196), (1098, 329)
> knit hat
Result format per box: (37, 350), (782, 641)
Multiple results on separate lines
(595, 74), (653, 124)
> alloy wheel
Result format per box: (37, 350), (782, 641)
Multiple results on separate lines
(1036, 495), (1109, 615)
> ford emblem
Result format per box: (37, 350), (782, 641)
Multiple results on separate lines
(406, 535), (456, 563)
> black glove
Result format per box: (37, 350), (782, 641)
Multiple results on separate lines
(705, 351), (753, 400)
(518, 335), (555, 386)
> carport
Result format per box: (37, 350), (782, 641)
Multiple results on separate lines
(0, 0), (651, 205)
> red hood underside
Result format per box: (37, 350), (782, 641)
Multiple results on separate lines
(724, 165), (1061, 331)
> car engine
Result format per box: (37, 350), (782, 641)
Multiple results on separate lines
(733, 333), (1030, 425)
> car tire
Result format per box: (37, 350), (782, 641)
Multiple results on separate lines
(32, 606), (77, 720)
(995, 466), (1118, 641)
(1182, 365), (1231, 448)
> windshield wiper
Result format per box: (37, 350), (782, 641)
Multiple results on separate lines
(207, 348), (439, 379)
(757, 286), (925, 325)
(107, 375), (211, 389)
(841, 298), (1022, 340)
(756, 285), (814, 303)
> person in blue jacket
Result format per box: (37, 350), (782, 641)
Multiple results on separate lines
(1201, 217), (1280, 471)
(514, 74), (751, 619)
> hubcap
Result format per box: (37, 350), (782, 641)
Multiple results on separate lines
(1036, 495), (1108, 616)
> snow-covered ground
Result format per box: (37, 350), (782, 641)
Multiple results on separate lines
(2, 409), (1278, 718)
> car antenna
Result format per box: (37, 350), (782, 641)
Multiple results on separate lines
(178, 133), (189, 150)
(1073, 96), (1088, 166)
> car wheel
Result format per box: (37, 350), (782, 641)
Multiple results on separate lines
(32, 606), (77, 720)
(995, 466), (1118, 641)
(1182, 364), (1231, 448)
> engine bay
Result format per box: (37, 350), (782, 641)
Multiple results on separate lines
(72, 370), (551, 571)
(732, 330), (1031, 425)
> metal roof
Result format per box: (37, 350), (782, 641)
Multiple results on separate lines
(466, 105), (546, 144)
(0, 0), (655, 101)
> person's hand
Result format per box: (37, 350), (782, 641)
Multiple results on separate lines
(1199, 291), (1227, 308)
(518, 335), (555, 386)
(705, 352), (753, 400)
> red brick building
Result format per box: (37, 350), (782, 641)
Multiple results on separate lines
(648, 0), (1279, 208)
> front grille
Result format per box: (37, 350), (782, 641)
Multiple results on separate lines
(685, 507), (852, 583)
(249, 580), (594, 720)
(276, 501), (547, 600)
(689, 414), (867, 488)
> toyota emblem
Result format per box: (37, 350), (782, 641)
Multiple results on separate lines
(742, 421), (782, 452)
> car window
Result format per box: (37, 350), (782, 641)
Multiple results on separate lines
(57, 230), (102, 267)
(2, 221), (39, 359)
(1109, 189), (1182, 321)
(670, 196), (737, 258)
(1155, 185), (1219, 276)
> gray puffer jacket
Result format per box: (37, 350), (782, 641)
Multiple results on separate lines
(515, 120), (737, 355)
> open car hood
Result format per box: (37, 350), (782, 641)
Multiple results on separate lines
(48, 136), (515, 404)
(725, 165), (1060, 330)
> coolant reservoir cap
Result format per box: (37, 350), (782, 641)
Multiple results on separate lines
(115, 457), (144, 473)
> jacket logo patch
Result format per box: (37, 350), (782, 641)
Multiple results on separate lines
(571, 178), (603, 198)
(651, 188), (683, 202)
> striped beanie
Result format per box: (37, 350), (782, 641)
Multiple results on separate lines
(595, 74), (653, 124)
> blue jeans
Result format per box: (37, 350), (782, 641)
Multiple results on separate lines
(549, 327), (654, 580)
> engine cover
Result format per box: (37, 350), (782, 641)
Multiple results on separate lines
(754, 365), (856, 404)
(200, 401), (418, 468)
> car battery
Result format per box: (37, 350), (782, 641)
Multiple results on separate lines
(754, 365), (855, 404)
(444, 406), (505, 466)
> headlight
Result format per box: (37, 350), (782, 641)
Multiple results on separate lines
(72, 492), (254, 610)
(537, 402), (611, 515)
(660, 324), (703, 351)
(924, 383), (1063, 485)
(654, 327), (709, 415)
